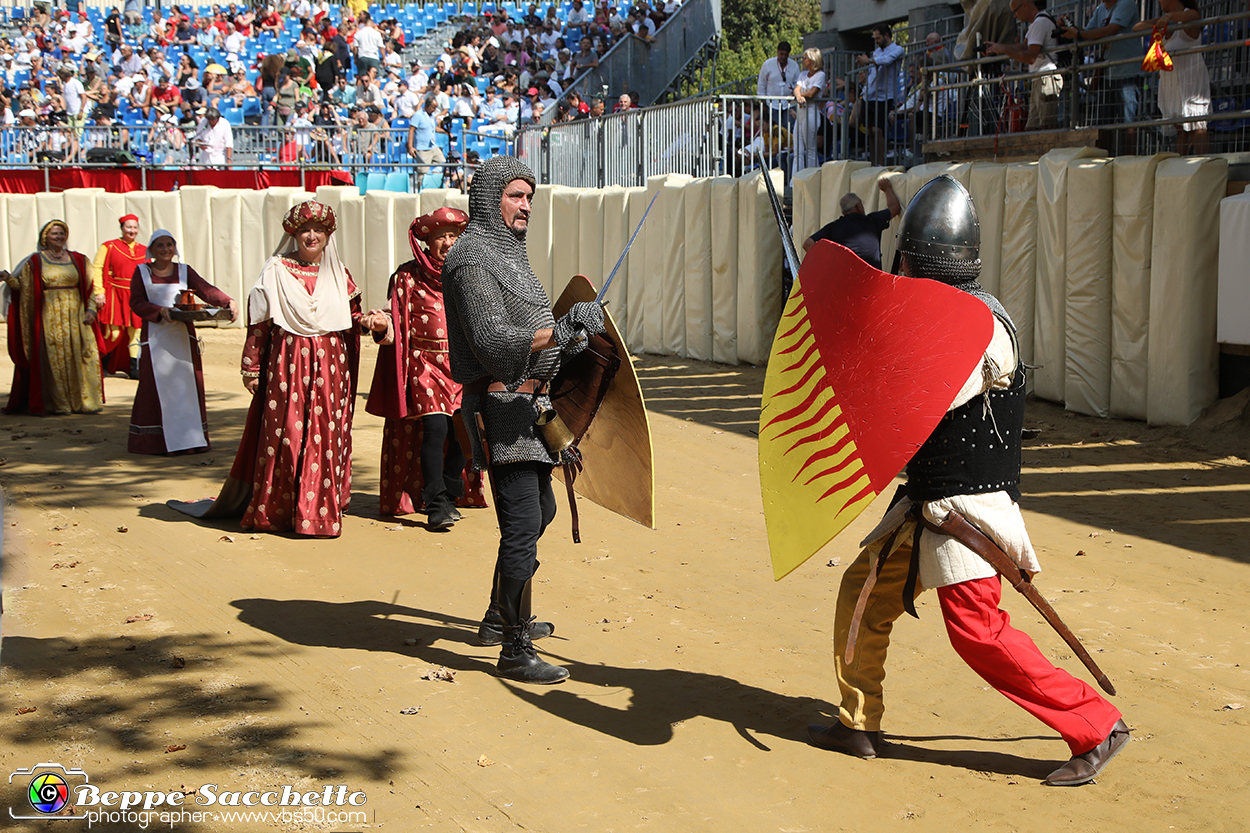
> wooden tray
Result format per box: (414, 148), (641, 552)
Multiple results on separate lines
(169, 307), (232, 322)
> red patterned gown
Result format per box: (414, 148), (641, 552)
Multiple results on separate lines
(365, 256), (486, 515)
(234, 256), (363, 537)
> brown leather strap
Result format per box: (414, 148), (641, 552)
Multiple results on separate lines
(463, 378), (547, 396)
(843, 524), (901, 664)
(563, 460), (581, 544)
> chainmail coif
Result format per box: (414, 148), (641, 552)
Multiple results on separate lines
(442, 155), (561, 469)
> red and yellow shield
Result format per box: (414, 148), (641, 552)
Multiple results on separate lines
(759, 242), (995, 580)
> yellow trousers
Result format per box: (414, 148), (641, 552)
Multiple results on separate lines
(833, 523), (922, 732)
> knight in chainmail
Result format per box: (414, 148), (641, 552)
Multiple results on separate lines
(808, 176), (1130, 786)
(442, 155), (606, 684)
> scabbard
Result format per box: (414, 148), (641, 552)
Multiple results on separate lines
(922, 509), (1117, 697)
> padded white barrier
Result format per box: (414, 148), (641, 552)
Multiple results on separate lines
(625, 186), (650, 351)
(364, 191), (401, 314)
(6, 195), (39, 271)
(709, 175), (740, 365)
(1148, 156), (1228, 425)
(968, 163), (1007, 298)
(237, 189), (270, 291)
(737, 169), (784, 365)
(313, 185), (361, 240)
(260, 187), (306, 256)
(445, 190), (469, 215)
(92, 192), (128, 266)
(1001, 162), (1039, 367)
(62, 188), (103, 264)
(336, 192), (368, 306)
(642, 175), (669, 355)
(598, 186), (631, 342)
(148, 192), (185, 254)
(849, 166), (903, 270)
(417, 188), (452, 213)
(684, 176), (714, 362)
(549, 186), (582, 298)
(577, 188), (606, 288)
(1064, 159), (1114, 417)
(526, 184), (556, 299)
(1033, 147), (1105, 403)
(901, 162), (971, 209)
(0, 196), (10, 271)
(177, 186), (216, 286)
(208, 189), (245, 314)
(1110, 154), (1175, 419)
(819, 159), (869, 227)
(791, 166), (822, 250)
(661, 174), (693, 356)
(388, 192), (422, 273)
(1218, 192), (1250, 346)
(35, 192), (66, 233)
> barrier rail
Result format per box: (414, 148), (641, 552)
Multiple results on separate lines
(0, 121), (514, 192)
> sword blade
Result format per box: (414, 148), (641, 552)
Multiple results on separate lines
(756, 150), (802, 279)
(597, 191), (659, 304)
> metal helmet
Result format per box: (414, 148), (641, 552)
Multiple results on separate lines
(895, 175), (981, 283)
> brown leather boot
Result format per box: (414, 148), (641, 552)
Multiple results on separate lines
(1045, 719), (1130, 786)
(807, 722), (881, 759)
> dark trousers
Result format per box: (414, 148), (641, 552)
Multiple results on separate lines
(492, 461), (556, 581)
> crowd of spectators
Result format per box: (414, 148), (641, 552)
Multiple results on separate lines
(0, 0), (675, 169)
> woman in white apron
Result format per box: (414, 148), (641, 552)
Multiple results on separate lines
(128, 229), (238, 454)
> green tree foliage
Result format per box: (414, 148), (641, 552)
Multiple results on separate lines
(715, 0), (820, 86)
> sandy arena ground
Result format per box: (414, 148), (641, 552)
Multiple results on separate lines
(0, 325), (1248, 832)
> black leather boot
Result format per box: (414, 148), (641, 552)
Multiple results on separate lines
(496, 575), (567, 684)
(442, 473), (464, 522)
(128, 356), (140, 380)
(478, 569), (554, 645)
(421, 481), (456, 529)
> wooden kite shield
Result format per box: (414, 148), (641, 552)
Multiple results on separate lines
(551, 274), (656, 529)
(759, 242), (995, 580)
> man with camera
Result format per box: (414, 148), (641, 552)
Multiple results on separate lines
(985, 0), (1063, 131)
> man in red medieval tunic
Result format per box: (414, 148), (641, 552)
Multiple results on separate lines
(364, 207), (487, 528)
(91, 213), (148, 378)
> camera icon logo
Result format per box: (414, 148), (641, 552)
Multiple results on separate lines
(8, 763), (87, 819)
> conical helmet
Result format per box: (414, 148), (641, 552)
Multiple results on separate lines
(895, 175), (981, 283)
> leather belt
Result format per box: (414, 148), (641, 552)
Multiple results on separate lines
(463, 378), (546, 396)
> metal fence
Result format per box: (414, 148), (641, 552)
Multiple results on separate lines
(915, 5), (1250, 158)
(0, 121), (512, 190)
(519, 1), (1250, 185)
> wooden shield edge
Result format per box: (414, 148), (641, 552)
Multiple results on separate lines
(552, 275), (656, 529)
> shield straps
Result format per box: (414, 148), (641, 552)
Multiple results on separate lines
(843, 488), (922, 664)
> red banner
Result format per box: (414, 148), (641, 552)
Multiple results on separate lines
(0, 168), (354, 194)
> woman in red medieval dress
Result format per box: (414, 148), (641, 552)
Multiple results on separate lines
(128, 229), (237, 454)
(170, 200), (362, 537)
(363, 207), (486, 529)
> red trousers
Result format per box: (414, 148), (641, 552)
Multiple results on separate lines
(937, 577), (1122, 754)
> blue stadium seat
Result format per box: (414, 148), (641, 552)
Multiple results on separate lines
(355, 171), (370, 194)
(1212, 98), (1244, 132)
(462, 2), (478, 16)
(419, 169), (444, 190)
(384, 171), (410, 192)
(366, 172), (387, 192)
(219, 105), (243, 125)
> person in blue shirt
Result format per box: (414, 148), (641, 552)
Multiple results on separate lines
(1062, 0), (1141, 149)
(856, 24), (905, 165)
(406, 96), (447, 172)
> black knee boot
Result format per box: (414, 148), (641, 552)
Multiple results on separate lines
(420, 479), (456, 529)
(496, 575), (568, 684)
(478, 567), (555, 645)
